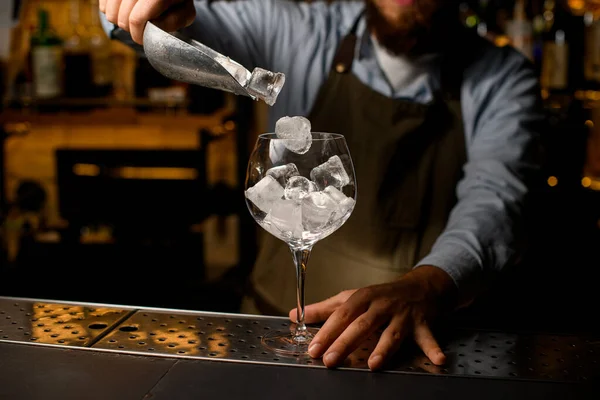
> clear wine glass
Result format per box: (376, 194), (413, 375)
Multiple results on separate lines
(245, 132), (357, 355)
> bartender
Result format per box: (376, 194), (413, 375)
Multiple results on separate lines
(99, 0), (543, 371)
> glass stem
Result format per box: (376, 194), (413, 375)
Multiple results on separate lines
(291, 246), (312, 342)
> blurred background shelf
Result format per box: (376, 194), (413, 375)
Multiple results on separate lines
(0, 103), (235, 126)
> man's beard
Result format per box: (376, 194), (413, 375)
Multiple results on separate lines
(366, 0), (460, 56)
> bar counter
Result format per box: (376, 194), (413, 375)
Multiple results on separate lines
(0, 296), (598, 399)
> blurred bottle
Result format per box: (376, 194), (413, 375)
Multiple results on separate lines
(541, 9), (569, 93)
(30, 9), (63, 99)
(63, 0), (93, 99)
(2, 180), (47, 267)
(531, 0), (547, 72)
(506, 0), (534, 61)
(584, 12), (600, 90)
(89, 0), (113, 98)
(11, 25), (35, 107)
(584, 108), (600, 179)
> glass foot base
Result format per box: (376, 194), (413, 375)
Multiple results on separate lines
(261, 327), (320, 356)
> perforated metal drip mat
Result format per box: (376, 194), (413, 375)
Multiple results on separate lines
(92, 310), (600, 382)
(1, 298), (598, 382)
(0, 298), (131, 347)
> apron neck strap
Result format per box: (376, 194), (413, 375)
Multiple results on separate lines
(331, 10), (364, 74)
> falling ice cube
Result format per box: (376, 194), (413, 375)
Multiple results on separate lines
(264, 199), (303, 239)
(244, 175), (284, 214)
(302, 191), (338, 231)
(310, 155), (350, 190)
(284, 176), (317, 202)
(324, 186), (356, 217)
(275, 116), (312, 154)
(246, 67), (286, 106)
(266, 163), (300, 186)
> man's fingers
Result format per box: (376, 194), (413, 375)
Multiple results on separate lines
(321, 310), (385, 368)
(99, 0), (107, 13)
(105, 0), (123, 24)
(129, 0), (179, 44)
(308, 296), (366, 359)
(117, 0), (138, 31)
(413, 323), (446, 366)
(368, 312), (408, 371)
(289, 301), (335, 325)
(288, 290), (356, 325)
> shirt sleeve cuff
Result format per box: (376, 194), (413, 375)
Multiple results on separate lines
(415, 244), (483, 306)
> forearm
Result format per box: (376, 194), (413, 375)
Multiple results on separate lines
(416, 44), (544, 307)
(100, 0), (274, 69)
(417, 133), (540, 306)
(416, 188), (524, 307)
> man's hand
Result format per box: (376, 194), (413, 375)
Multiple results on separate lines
(99, 0), (196, 45)
(288, 266), (457, 371)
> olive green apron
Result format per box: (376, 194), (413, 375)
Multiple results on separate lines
(243, 16), (477, 316)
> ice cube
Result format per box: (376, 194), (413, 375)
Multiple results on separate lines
(264, 199), (303, 239)
(324, 186), (356, 216)
(302, 192), (338, 231)
(245, 175), (284, 214)
(338, 198), (356, 216)
(215, 55), (251, 87)
(310, 155), (350, 190)
(246, 67), (286, 106)
(275, 116), (312, 154)
(323, 186), (347, 203)
(284, 176), (317, 202)
(266, 163), (299, 186)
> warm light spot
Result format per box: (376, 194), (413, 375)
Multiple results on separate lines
(547, 176), (558, 187)
(73, 163), (100, 177)
(114, 167), (197, 180)
(212, 125), (225, 135)
(585, 120), (595, 129)
(30, 303), (98, 345)
(567, 0), (586, 15)
(495, 35), (511, 48)
(206, 331), (230, 355)
(582, 177), (592, 188)
(224, 121), (236, 131)
(150, 328), (201, 355)
(587, 90), (600, 101)
(541, 89), (550, 100)
(588, 177), (600, 191)
(5, 122), (31, 135)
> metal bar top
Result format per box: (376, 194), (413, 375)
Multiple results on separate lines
(0, 296), (598, 400)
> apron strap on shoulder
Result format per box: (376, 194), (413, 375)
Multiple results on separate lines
(331, 9), (364, 74)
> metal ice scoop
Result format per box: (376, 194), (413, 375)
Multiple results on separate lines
(142, 22), (285, 106)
